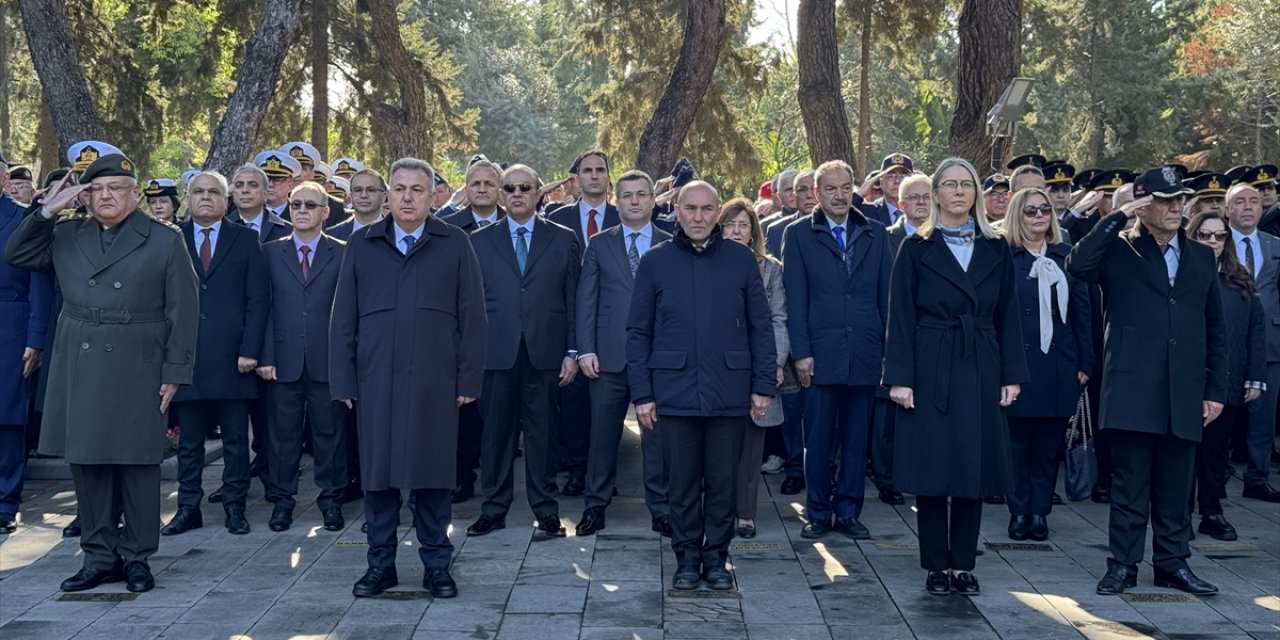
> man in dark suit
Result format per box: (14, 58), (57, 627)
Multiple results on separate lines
(1068, 166), (1228, 596)
(466, 163), (581, 538)
(758, 169), (798, 231)
(783, 160), (892, 540)
(326, 169), (385, 242)
(546, 150), (619, 496)
(256, 181), (347, 533)
(862, 153), (913, 226)
(628, 181), (776, 591)
(163, 171), (270, 536)
(574, 170), (672, 537)
(765, 169), (814, 258)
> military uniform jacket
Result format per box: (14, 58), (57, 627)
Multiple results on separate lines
(4, 209), (198, 464)
(0, 195), (53, 425)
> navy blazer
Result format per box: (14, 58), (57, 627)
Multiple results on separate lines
(1218, 276), (1267, 407)
(439, 206), (506, 233)
(226, 208), (292, 244)
(626, 229), (776, 416)
(764, 212), (799, 258)
(781, 208), (892, 386)
(546, 201), (620, 248)
(260, 233), (345, 383)
(0, 195), (54, 424)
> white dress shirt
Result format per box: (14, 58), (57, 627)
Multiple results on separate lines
(1231, 227), (1262, 277)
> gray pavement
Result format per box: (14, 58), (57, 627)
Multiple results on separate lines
(1, 422), (1277, 640)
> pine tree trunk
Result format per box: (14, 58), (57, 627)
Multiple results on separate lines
(797, 0), (856, 171)
(856, 1), (872, 176)
(38, 97), (59, 173)
(947, 0), (1022, 172)
(634, 0), (728, 179)
(1, 4), (11, 154)
(204, 0), (303, 176)
(16, 0), (104, 158)
(367, 0), (431, 162)
(310, 0), (329, 158)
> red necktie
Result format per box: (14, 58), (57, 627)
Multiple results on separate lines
(300, 245), (311, 281)
(587, 209), (599, 239)
(199, 228), (212, 271)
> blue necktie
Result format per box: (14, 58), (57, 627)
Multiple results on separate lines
(833, 226), (846, 252)
(401, 235), (416, 254)
(516, 227), (529, 273)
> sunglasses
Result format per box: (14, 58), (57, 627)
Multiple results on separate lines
(290, 200), (323, 210)
(502, 184), (534, 194)
(1022, 204), (1055, 217)
(1196, 230), (1228, 242)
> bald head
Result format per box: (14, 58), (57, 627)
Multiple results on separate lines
(676, 181), (720, 244)
(1226, 183), (1262, 234)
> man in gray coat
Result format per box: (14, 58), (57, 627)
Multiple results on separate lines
(4, 153), (199, 594)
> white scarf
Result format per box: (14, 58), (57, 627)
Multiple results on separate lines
(1028, 246), (1068, 354)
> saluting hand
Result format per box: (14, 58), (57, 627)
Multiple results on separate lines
(635, 402), (657, 430)
(159, 383), (178, 414)
(1203, 400), (1223, 426)
(40, 173), (88, 215)
(1119, 195), (1154, 220)
(1074, 190), (1104, 214)
(794, 357), (815, 388)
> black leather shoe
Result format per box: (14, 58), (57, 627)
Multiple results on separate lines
(225, 506), (250, 535)
(537, 515), (566, 537)
(878, 491), (905, 505)
(982, 495), (1006, 505)
(1242, 483), (1280, 503)
(672, 565), (701, 590)
(951, 571), (980, 595)
(62, 516), (81, 538)
(1051, 492), (1063, 505)
(424, 568), (458, 598)
(736, 520), (756, 539)
(834, 517), (870, 540)
(208, 487), (224, 503)
(1154, 567), (1217, 595)
(925, 571), (950, 595)
(704, 566), (734, 590)
(361, 522), (368, 534)
(561, 476), (585, 497)
(124, 561), (155, 593)
(268, 506), (293, 532)
(466, 514), (506, 537)
(652, 517), (673, 538)
(1096, 561), (1138, 595)
(161, 506), (203, 536)
(1091, 486), (1111, 504)
(1198, 514), (1237, 541)
(61, 563), (124, 592)
(575, 508), (606, 536)
(450, 483), (475, 504)
(0, 513), (16, 534)
(1028, 515), (1049, 541)
(322, 507), (344, 532)
(1008, 515), (1030, 540)
(352, 566), (398, 597)
(779, 476), (805, 495)
(800, 519), (831, 539)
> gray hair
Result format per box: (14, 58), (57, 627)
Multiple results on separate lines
(390, 157), (437, 186)
(503, 163), (540, 186)
(464, 160), (504, 186)
(793, 169), (816, 190)
(231, 163), (268, 186)
(190, 170), (229, 196)
(773, 169), (799, 195)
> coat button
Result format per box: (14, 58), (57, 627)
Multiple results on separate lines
(113, 282), (122, 289)
(1169, 298), (1176, 305)
(201, 284), (208, 290)
(201, 313), (208, 320)
(1169, 338), (1177, 346)
(105, 344), (113, 352)
(88, 279), (96, 287)
(81, 342), (89, 350)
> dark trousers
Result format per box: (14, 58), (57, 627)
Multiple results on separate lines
(1107, 429), (1196, 573)
(248, 379), (274, 487)
(1007, 416), (1066, 516)
(803, 384), (873, 523)
(1086, 378), (1113, 491)
(454, 402), (483, 489)
(479, 341), (560, 519)
(736, 425), (767, 519)
(662, 415), (744, 570)
(364, 487), (453, 570)
(585, 371), (668, 518)
(267, 376), (347, 511)
(1244, 363), (1280, 487)
(70, 463), (160, 570)
(0, 424), (27, 514)
(558, 374), (591, 479)
(1195, 404), (1241, 516)
(340, 404), (361, 491)
(870, 397), (897, 493)
(175, 399), (251, 508)
(916, 495), (982, 572)
(779, 388), (807, 479)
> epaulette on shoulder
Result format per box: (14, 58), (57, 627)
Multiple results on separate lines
(150, 217), (182, 234)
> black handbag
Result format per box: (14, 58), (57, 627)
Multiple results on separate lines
(1063, 389), (1098, 502)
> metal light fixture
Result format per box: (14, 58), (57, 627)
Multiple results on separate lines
(987, 77), (1036, 171)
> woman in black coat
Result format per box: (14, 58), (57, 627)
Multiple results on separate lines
(1003, 188), (1093, 542)
(883, 157), (1029, 597)
(1184, 211), (1265, 541)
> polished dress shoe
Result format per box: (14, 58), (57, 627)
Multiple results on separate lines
(450, 483), (475, 504)
(575, 508), (606, 536)
(124, 561), (155, 593)
(268, 506), (293, 532)
(322, 507), (345, 532)
(1028, 515), (1049, 541)
(208, 487), (224, 503)
(1091, 486), (1111, 504)
(161, 506), (203, 536)
(950, 571), (980, 595)
(1008, 515), (1030, 540)
(834, 517), (870, 540)
(424, 568), (458, 598)
(982, 495), (1006, 505)
(1198, 514), (1237, 541)
(704, 566), (734, 590)
(63, 516), (82, 538)
(925, 571), (950, 596)
(1242, 483), (1280, 503)
(361, 522), (368, 534)
(736, 520), (756, 539)
(352, 566), (398, 597)
(225, 506), (250, 535)
(1096, 561), (1138, 595)
(0, 513), (16, 534)
(800, 520), (831, 539)
(652, 517), (673, 538)
(779, 476), (805, 495)
(561, 476), (585, 497)
(466, 514), (505, 536)
(878, 491), (905, 505)
(1154, 567), (1218, 595)
(537, 515), (566, 537)
(61, 563), (124, 592)
(672, 565), (701, 590)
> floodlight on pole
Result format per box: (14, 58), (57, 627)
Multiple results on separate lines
(987, 77), (1035, 172)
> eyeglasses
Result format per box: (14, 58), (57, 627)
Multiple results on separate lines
(350, 187), (384, 195)
(722, 221), (754, 231)
(86, 183), (133, 197)
(502, 184), (534, 194)
(1196, 230), (1229, 242)
(290, 200), (323, 210)
(939, 180), (977, 192)
(1022, 204), (1055, 217)
(985, 189), (1010, 199)
(903, 193), (931, 203)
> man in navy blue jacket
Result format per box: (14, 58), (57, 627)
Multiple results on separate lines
(627, 181), (776, 592)
(782, 160), (893, 541)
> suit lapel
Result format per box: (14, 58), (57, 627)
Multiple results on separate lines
(847, 223), (873, 276)
(920, 235), (979, 305)
(205, 224), (236, 276)
(75, 218), (106, 266)
(1128, 229), (1174, 293)
(808, 215), (843, 260)
(93, 212), (148, 277)
(606, 227), (632, 280)
(281, 240), (305, 286)
(309, 237), (339, 282)
(964, 238), (1000, 290)
(524, 218), (553, 274)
